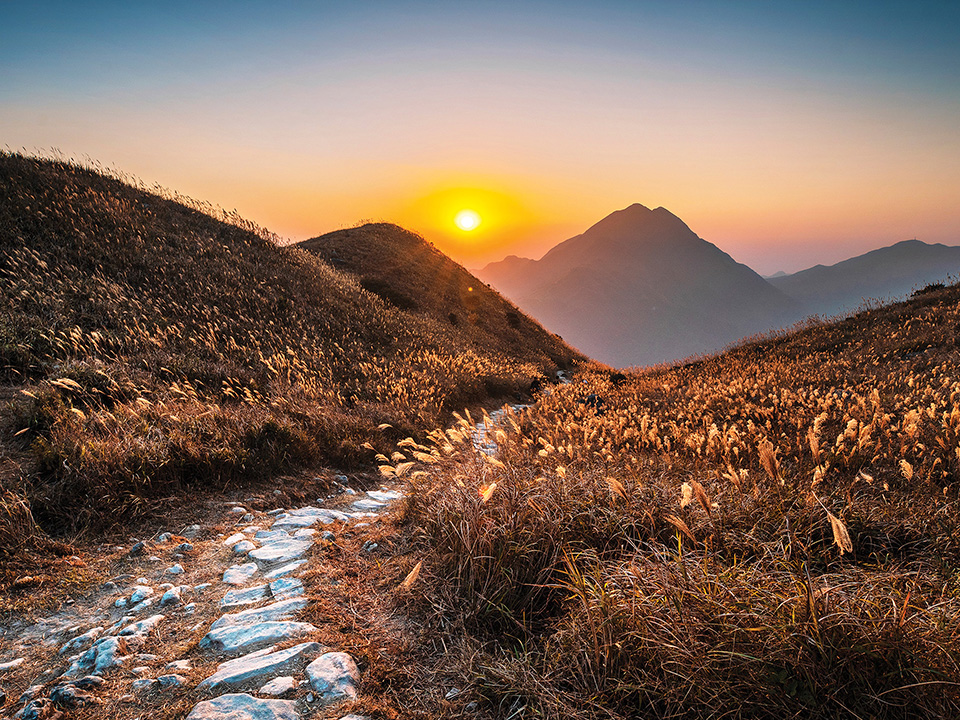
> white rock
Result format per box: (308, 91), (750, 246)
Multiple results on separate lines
(351, 498), (386, 512)
(197, 642), (322, 692)
(184, 603), (197, 614)
(119, 614), (166, 636)
(269, 514), (318, 530)
(223, 563), (259, 586)
(194, 582), (213, 592)
(306, 652), (360, 704)
(259, 675), (296, 696)
(249, 537), (313, 565)
(130, 585), (153, 604)
(367, 489), (403, 502)
(254, 529), (290, 541)
(262, 560), (308, 580)
(158, 673), (185, 688)
(114, 597), (129, 608)
(233, 540), (257, 554)
(266, 508), (285, 516)
(182, 524), (202, 539)
(210, 598), (310, 630)
(200, 621), (318, 656)
(293, 528), (316, 538)
(136, 577), (150, 584)
(132, 678), (156, 692)
(159, 586), (186, 607)
(129, 598), (153, 614)
(159, 582), (175, 591)
(0, 657), (24, 672)
(230, 507), (247, 515)
(223, 532), (246, 547)
(185, 693), (299, 720)
(220, 584), (270, 610)
(92, 636), (130, 674)
(59, 627), (103, 655)
(242, 526), (261, 535)
(165, 564), (185, 575)
(269, 577), (304, 600)
(166, 659), (192, 671)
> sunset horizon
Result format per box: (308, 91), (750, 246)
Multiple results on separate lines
(4, 1), (959, 274)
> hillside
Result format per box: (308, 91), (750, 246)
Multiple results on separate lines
(297, 223), (575, 369)
(0, 152), (578, 546)
(478, 203), (801, 367)
(770, 238), (960, 316)
(400, 280), (960, 719)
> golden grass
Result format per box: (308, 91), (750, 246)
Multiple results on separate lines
(0, 151), (574, 542)
(400, 283), (960, 719)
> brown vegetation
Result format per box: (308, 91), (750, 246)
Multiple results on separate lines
(0, 152), (577, 544)
(400, 283), (960, 719)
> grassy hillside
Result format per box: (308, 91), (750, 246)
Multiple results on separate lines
(0, 152), (577, 544)
(399, 282), (960, 719)
(299, 223), (576, 369)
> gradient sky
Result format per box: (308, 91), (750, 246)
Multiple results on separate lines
(2, 1), (959, 273)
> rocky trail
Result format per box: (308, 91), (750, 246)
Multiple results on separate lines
(0, 477), (406, 720)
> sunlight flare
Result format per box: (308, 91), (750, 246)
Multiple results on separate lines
(454, 208), (482, 231)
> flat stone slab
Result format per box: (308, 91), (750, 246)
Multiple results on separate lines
(200, 621), (318, 656)
(350, 498), (386, 512)
(223, 532), (246, 547)
(249, 537), (313, 565)
(306, 652), (360, 704)
(259, 676), (297, 696)
(221, 584), (270, 611)
(262, 560), (307, 580)
(185, 693), (300, 720)
(223, 563), (260, 586)
(254, 529), (291, 542)
(269, 577), (303, 600)
(211, 598), (310, 630)
(367, 489), (403, 502)
(198, 641), (322, 692)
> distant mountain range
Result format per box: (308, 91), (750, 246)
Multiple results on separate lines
(477, 205), (959, 367)
(768, 239), (960, 317)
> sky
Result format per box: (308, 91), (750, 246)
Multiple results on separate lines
(2, 1), (959, 274)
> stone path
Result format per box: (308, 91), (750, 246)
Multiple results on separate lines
(1, 479), (405, 720)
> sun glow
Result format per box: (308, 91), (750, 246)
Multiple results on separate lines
(455, 209), (482, 231)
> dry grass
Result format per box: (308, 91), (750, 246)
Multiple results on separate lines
(0, 151), (575, 545)
(400, 284), (960, 719)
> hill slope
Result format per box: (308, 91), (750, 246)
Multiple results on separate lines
(0, 152), (576, 540)
(770, 238), (960, 316)
(298, 223), (576, 369)
(404, 280), (960, 719)
(479, 203), (800, 367)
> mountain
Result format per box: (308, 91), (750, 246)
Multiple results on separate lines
(0, 152), (577, 538)
(478, 203), (801, 367)
(769, 239), (960, 317)
(297, 223), (576, 370)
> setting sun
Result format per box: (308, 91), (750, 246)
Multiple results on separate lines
(454, 209), (482, 231)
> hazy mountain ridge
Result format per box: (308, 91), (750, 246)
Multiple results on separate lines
(480, 205), (959, 368)
(479, 203), (801, 367)
(769, 238), (960, 317)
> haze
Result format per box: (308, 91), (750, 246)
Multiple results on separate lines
(2, 0), (958, 274)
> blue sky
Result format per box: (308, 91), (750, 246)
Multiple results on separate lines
(3, 1), (959, 271)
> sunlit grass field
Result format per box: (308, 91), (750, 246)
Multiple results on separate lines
(399, 283), (960, 719)
(0, 152), (578, 545)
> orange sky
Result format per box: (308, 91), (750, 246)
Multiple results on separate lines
(3, 2), (959, 274)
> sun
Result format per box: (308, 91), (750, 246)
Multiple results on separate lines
(454, 208), (482, 232)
